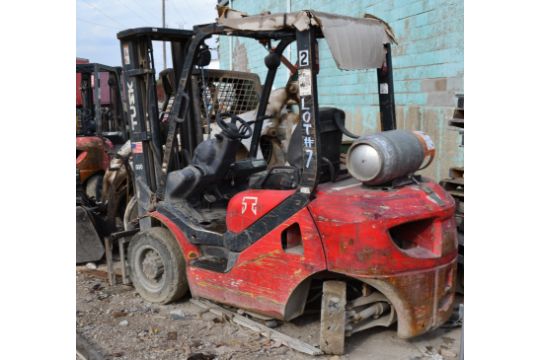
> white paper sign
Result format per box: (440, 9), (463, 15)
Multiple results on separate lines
(299, 69), (312, 96)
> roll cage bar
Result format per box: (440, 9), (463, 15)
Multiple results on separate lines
(117, 22), (396, 251)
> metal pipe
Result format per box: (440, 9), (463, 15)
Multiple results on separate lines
(229, 0), (233, 70)
(162, 0), (167, 70)
(377, 44), (396, 131)
(287, 0), (292, 62)
(248, 38), (294, 157)
(350, 302), (389, 322)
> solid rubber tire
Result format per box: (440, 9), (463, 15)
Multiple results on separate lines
(128, 227), (188, 304)
(84, 174), (103, 201)
(123, 196), (138, 231)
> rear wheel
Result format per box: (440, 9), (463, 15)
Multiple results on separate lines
(128, 227), (188, 303)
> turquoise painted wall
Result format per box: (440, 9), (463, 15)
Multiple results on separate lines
(218, 0), (464, 181)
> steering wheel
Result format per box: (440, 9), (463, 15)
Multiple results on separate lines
(216, 112), (253, 140)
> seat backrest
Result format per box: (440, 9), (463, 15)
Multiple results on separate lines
(165, 134), (240, 201)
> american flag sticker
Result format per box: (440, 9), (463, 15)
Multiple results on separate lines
(132, 142), (143, 154)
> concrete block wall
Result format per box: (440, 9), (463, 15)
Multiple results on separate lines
(218, 0), (463, 181)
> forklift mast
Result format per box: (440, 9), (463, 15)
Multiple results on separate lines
(76, 63), (127, 140)
(117, 28), (194, 227)
(78, 70), (94, 136)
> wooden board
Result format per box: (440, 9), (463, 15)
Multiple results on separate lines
(190, 298), (323, 356)
(320, 281), (347, 355)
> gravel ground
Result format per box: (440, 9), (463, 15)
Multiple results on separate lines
(76, 265), (462, 360)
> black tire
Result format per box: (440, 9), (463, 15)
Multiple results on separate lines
(123, 196), (138, 231)
(84, 174), (103, 201)
(128, 227), (188, 304)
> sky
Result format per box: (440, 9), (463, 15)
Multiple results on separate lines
(76, 0), (218, 72)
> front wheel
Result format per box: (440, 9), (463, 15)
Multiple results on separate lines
(128, 227), (188, 304)
(123, 196), (138, 231)
(84, 173), (103, 201)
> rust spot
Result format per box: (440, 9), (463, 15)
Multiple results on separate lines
(367, 265), (383, 275)
(356, 247), (374, 262)
(413, 304), (428, 319)
(356, 247), (391, 264)
(338, 238), (354, 253)
(237, 249), (281, 268)
(196, 281), (256, 299)
(441, 227), (457, 256)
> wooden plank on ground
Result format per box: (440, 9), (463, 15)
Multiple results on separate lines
(190, 298), (323, 356)
(78, 268), (123, 283)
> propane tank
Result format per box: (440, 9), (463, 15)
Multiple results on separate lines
(346, 130), (435, 186)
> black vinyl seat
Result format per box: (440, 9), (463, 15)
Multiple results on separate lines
(165, 133), (239, 201)
(251, 107), (346, 189)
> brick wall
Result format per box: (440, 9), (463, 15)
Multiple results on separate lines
(219, 0), (464, 181)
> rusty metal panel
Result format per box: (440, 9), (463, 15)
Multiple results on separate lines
(151, 208), (327, 321)
(309, 177), (457, 338)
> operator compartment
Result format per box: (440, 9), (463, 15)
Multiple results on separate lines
(162, 66), (350, 236)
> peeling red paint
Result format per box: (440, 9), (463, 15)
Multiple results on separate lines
(150, 178), (457, 336)
(310, 180), (457, 276)
(152, 206), (326, 320)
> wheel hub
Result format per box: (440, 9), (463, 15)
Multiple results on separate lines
(141, 250), (164, 282)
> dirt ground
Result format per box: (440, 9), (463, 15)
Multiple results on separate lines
(76, 265), (462, 360)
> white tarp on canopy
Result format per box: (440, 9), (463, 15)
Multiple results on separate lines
(217, 8), (397, 70)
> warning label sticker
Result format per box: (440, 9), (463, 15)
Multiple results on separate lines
(123, 45), (130, 65)
(298, 69), (312, 97)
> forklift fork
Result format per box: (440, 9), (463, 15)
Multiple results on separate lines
(103, 229), (139, 285)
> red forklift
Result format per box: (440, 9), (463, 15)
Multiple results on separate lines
(76, 62), (132, 263)
(116, 9), (458, 354)
(76, 62), (127, 198)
